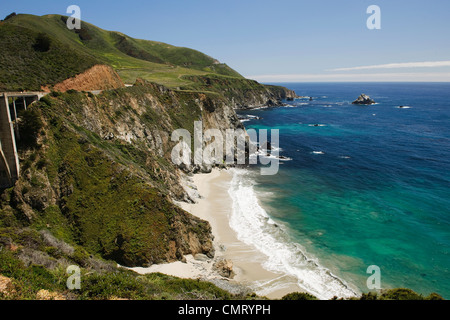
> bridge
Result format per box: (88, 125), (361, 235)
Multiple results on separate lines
(0, 92), (48, 188)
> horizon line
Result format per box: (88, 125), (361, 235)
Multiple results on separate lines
(328, 60), (450, 72)
(246, 72), (450, 83)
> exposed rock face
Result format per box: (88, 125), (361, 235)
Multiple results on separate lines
(213, 259), (235, 278)
(10, 79), (247, 267)
(352, 94), (375, 105)
(36, 289), (66, 300)
(0, 275), (15, 297)
(42, 64), (125, 92)
(7, 77), (296, 268)
(183, 75), (298, 109)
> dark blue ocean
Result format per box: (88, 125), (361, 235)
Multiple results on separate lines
(232, 82), (450, 299)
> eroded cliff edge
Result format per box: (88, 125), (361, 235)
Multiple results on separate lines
(1, 77), (294, 268)
(183, 74), (298, 109)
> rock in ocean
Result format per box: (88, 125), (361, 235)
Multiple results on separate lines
(352, 94), (375, 105)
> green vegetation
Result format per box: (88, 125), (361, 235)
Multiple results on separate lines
(2, 12), (16, 21)
(0, 13), (291, 108)
(281, 292), (318, 300)
(17, 108), (43, 149)
(0, 246), (241, 300)
(18, 91), (211, 267)
(359, 288), (444, 301)
(0, 86), (232, 300)
(0, 14), (242, 91)
(0, 22), (99, 91)
(281, 289), (444, 301)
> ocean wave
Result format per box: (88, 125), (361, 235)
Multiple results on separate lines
(252, 149), (291, 161)
(227, 169), (358, 299)
(278, 156), (293, 161)
(251, 106), (269, 110)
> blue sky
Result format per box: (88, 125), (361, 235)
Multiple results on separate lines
(2, 0), (450, 82)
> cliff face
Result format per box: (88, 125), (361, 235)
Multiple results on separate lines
(4, 79), (246, 267)
(183, 74), (298, 109)
(0, 14), (299, 269)
(42, 65), (125, 92)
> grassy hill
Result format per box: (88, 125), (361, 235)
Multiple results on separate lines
(0, 13), (242, 90)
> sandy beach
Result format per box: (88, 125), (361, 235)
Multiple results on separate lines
(129, 168), (305, 299)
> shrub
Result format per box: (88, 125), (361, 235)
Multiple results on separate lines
(380, 288), (423, 300)
(50, 91), (62, 98)
(3, 12), (16, 21)
(75, 28), (93, 41)
(18, 108), (43, 149)
(281, 292), (318, 300)
(39, 95), (53, 107)
(33, 33), (51, 52)
(360, 291), (378, 300)
(36, 158), (47, 169)
(426, 293), (444, 300)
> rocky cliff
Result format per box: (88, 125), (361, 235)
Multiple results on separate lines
(0, 13), (299, 272)
(2, 78), (249, 268)
(42, 65), (125, 92)
(182, 74), (298, 109)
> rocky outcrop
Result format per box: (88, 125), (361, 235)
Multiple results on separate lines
(182, 75), (298, 109)
(9, 79), (241, 267)
(7, 77), (294, 268)
(0, 275), (15, 297)
(352, 94), (375, 105)
(213, 259), (235, 279)
(36, 289), (66, 300)
(42, 65), (125, 92)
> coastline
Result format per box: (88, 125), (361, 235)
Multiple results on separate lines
(129, 168), (305, 299)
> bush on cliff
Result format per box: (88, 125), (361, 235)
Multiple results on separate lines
(18, 107), (43, 149)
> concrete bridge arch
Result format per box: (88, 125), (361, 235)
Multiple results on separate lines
(0, 92), (47, 188)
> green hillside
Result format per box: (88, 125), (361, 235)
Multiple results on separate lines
(0, 13), (242, 90)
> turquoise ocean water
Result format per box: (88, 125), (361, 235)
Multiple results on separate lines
(231, 83), (450, 299)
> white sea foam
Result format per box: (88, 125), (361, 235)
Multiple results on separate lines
(312, 151), (325, 155)
(251, 106), (269, 110)
(227, 169), (358, 299)
(278, 157), (293, 161)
